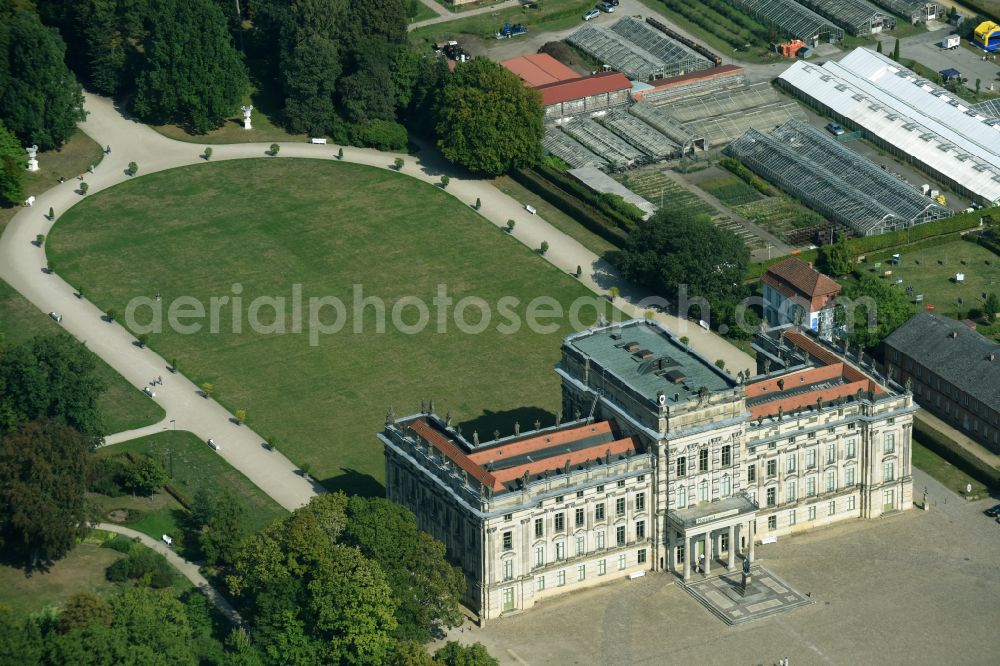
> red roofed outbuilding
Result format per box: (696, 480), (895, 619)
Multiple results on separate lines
(762, 258), (841, 337)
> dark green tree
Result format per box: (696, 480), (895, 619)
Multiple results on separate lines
(615, 208), (749, 324)
(839, 275), (913, 349)
(0, 603), (45, 665)
(228, 493), (397, 665)
(433, 642), (499, 666)
(0, 334), (106, 442)
(187, 487), (250, 565)
(120, 455), (167, 496)
(984, 292), (999, 322)
(436, 58), (543, 177)
(223, 627), (266, 666)
(388, 640), (435, 666)
(0, 119), (26, 206)
(0, 420), (91, 568)
(0, 10), (87, 148)
(132, 0), (248, 133)
(344, 497), (466, 641)
(818, 239), (854, 277)
(58, 592), (114, 634)
(892, 38), (900, 61)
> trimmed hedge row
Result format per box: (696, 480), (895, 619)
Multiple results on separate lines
(534, 164), (644, 226)
(914, 417), (1000, 489)
(512, 168), (630, 247)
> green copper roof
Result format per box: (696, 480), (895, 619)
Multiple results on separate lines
(568, 320), (735, 403)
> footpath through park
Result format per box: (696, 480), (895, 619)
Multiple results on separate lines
(0, 92), (754, 514)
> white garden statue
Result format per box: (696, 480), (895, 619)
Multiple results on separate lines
(241, 105), (253, 130)
(25, 145), (38, 172)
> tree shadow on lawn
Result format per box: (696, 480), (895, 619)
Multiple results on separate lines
(319, 468), (385, 498)
(459, 406), (558, 443)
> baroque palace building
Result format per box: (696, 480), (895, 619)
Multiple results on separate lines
(379, 320), (916, 623)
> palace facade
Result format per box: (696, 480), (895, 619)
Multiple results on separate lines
(379, 320), (916, 623)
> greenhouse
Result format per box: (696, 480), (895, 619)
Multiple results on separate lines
(561, 118), (647, 170)
(566, 18), (711, 81)
(598, 111), (682, 160)
(724, 121), (952, 236)
(796, 0), (895, 35)
(868, 0), (943, 24)
(542, 128), (609, 170)
(730, 0), (844, 43)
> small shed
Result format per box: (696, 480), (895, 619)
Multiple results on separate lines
(940, 68), (962, 82)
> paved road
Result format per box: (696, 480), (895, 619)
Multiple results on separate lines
(97, 523), (242, 625)
(410, 0), (520, 30)
(1, 94), (753, 518)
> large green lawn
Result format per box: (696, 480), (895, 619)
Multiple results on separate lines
(93, 431), (288, 540)
(50, 159), (609, 494)
(0, 280), (165, 434)
(0, 543), (124, 616)
(856, 240), (1000, 322)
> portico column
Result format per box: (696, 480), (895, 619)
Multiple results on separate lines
(666, 528), (674, 573)
(683, 533), (691, 580)
(703, 531), (712, 576)
(727, 524), (735, 570)
(748, 521), (756, 563)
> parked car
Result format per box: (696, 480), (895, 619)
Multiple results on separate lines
(583, 7), (600, 20)
(984, 503), (1000, 517)
(599, 1), (615, 12)
(143, 386), (155, 398)
(208, 438), (220, 451)
(825, 122), (845, 136)
(607, 0), (619, 5)
(48, 311), (62, 323)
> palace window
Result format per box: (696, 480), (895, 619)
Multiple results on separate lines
(884, 460), (895, 482)
(617, 480), (625, 488)
(595, 503), (605, 521)
(767, 459), (776, 477)
(503, 558), (513, 581)
(767, 515), (777, 530)
(676, 486), (687, 508)
(503, 531), (513, 550)
(828, 501), (835, 516)
(786, 480), (796, 502)
(555, 541), (565, 560)
(699, 449), (709, 472)
(576, 536), (585, 556)
(618, 554), (626, 570)
(534, 546), (544, 567)
(636, 520), (645, 540)
(848, 496), (856, 511)
(535, 518), (543, 538)
(554, 513), (565, 532)
(806, 476), (816, 497)
(788, 510), (796, 526)
(748, 464), (756, 483)
(576, 490), (584, 498)
(826, 470), (836, 493)
(598, 559), (606, 576)
(536, 575), (545, 591)
(787, 455), (796, 473)
(721, 475), (731, 497)
(557, 570), (566, 587)
(504, 513), (512, 522)
(766, 487), (776, 507)
(845, 467), (855, 486)
(636, 492), (645, 512)
(722, 445), (731, 467)
(677, 456), (687, 477)
(616, 498), (626, 516)
(575, 508), (585, 527)
(826, 442), (836, 464)
(806, 449), (817, 469)
(556, 496), (563, 503)
(638, 548), (647, 564)
(577, 565), (586, 582)
(616, 525), (626, 546)
(884, 433), (895, 454)
(596, 530), (605, 549)
(808, 505), (816, 521)
(698, 480), (709, 502)
(845, 438), (856, 459)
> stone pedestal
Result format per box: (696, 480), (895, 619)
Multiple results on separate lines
(27, 158), (39, 172)
(243, 117), (252, 130)
(740, 572), (752, 596)
(241, 105), (253, 130)
(25, 145), (39, 171)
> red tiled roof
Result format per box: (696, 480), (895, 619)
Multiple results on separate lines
(467, 421), (614, 465)
(764, 258), (841, 299)
(408, 419), (496, 489)
(491, 436), (639, 489)
(501, 53), (579, 87)
(535, 71), (632, 106)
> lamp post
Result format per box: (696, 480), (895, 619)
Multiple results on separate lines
(168, 419), (175, 478)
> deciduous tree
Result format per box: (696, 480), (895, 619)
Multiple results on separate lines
(818, 239), (854, 277)
(132, 0), (248, 133)
(839, 275), (913, 349)
(436, 58), (543, 177)
(433, 641), (499, 666)
(0, 120), (26, 207)
(0, 420), (91, 568)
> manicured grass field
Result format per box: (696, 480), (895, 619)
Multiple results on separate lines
(50, 159), (608, 494)
(856, 240), (1000, 321)
(0, 280), (165, 434)
(0, 543), (124, 616)
(94, 431), (288, 539)
(411, 0), (593, 44)
(154, 88), (308, 145)
(912, 439), (989, 498)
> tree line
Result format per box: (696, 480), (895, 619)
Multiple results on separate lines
(5, 0), (543, 178)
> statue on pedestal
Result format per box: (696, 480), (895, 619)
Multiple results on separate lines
(25, 145), (38, 172)
(740, 556), (753, 596)
(240, 105), (253, 130)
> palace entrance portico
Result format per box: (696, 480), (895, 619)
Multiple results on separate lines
(666, 494), (759, 581)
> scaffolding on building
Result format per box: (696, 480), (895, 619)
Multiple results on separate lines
(566, 18), (711, 81)
(868, 0), (942, 23)
(598, 111), (681, 159)
(724, 120), (952, 236)
(543, 127), (609, 169)
(796, 0), (895, 35)
(730, 0), (844, 43)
